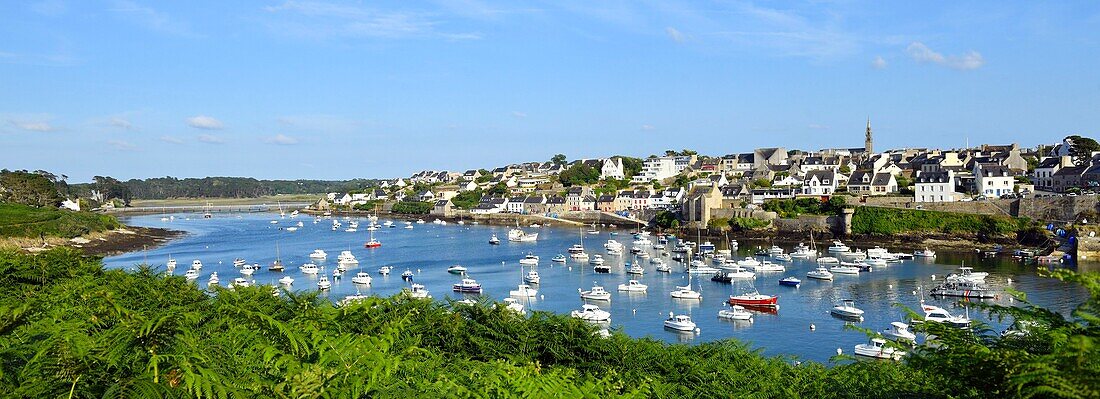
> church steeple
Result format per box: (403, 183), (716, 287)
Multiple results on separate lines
(864, 117), (873, 154)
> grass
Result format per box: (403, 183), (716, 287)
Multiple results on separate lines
(128, 194), (320, 207)
(851, 206), (1027, 236)
(0, 202), (120, 238)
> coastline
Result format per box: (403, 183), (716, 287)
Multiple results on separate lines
(2, 225), (185, 257)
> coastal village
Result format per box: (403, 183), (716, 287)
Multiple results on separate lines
(318, 122), (1096, 237)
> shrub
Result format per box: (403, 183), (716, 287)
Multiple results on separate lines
(391, 201), (433, 215)
(0, 202), (119, 238)
(850, 206), (1026, 236)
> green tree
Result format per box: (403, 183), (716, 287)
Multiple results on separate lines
(551, 154), (567, 165)
(619, 157), (643, 178)
(0, 170), (63, 207)
(654, 210), (679, 228)
(558, 164), (600, 187)
(1068, 135), (1100, 165)
(752, 179), (772, 188)
(451, 189), (483, 209)
(391, 201), (433, 214)
(487, 182), (509, 196)
(839, 165), (852, 174)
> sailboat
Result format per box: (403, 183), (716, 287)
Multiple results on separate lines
(364, 228), (381, 248)
(269, 241), (285, 271)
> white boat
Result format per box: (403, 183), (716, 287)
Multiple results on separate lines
(286, 227), (299, 232)
(914, 248), (936, 257)
(404, 283), (431, 298)
(351, 272), (372, 285)
(509, 284), (538, 297)
(947, 266), (988, 283)
(551, 254), (567, 263)
(588, 255), (605, 265)
(571, 304), (611, 322)
(772, 253), (793, 262)
(233, 258), (247, 267)
(617, 279), (648, 292)
(864, 258), (887, 267)
(317, 276), (331, 290)
(416, 219), (425, 224)
(882, 321), (917, 342)
(664, 313), (697, 332)
(309, 249), (327, 260)
(401, 270), (414, 280)
(670, 285), (702, 299)
(240, 264), (257, 276)
(603, 240), (624, 252)
(232, 277), (250, 288)
(751, 261), (785, 272)
(447, 265), (468, 274)
(191, 260), (203, 270)
(827, 241), (850, 253)
(698, 241), (715, 254)
(524, 271), (540, 284)
(921, 303), (971, 328)
(207, 272), (220, 286)
(816, 256), (840, 265)
(404, 223), (414, 229)
(806, 266), (834, 280)
(488, 235), (500, 245)
(570, 251), (590, 260)
(790, 246), (816, 259)
(831, 299), (865, 319)
(452, 278), (482, 293)
(854, 338), (905, 361)
(300, 263), (319, 274)
(650, 258), (665, 266)
(767, 245), (784, 255)
(166, 257), (177, 269)
(830, 265), (861, 275)
(519, 253), (540, 265)
(656, 263), (672, 273)
(737, 257), (761, 268)
(579, 285), (612, 301)
(718, 305), (753, 321)
(279, 275), (294, 285)
(711, 267), (754, 281)
(184, 269), (200, 280)
(508, 229), (538, 242)
(607, 247), (623, 256)
(377, 266), (392, 275)
(687, 263), (720, 274)
(567, 244), (586, 255)
(337, 251), (359, 266)
(503, 297), (526, 314)
(627, 264), (645, 275)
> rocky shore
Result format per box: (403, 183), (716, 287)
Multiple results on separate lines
(5, 226), (185, 257)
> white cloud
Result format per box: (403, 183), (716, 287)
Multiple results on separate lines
(511, 111), (527, 118)
(906, 42), (985, 70)
(197, 134), (225, 144)
(808, 124), (829, 130)
(871, 55), (887, 69)
(641, 124), (655, 131)
(263, 1), (481, 40)
(110, 0), (195, 36)
(187, 115), (224, 130)
(264, 134), (299, 145)
(665, 27), (686, 43)
(160, 135), (184, 144)
(7, 119), (54, 132)
(107, 139), (137, 151)
(109, 117), (134, 130)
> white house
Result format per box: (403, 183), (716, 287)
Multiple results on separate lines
(506, 196), (526, 213)
(633, 156), (678, 183)
(974, 163), (1014, 197)
(601, 157), (625, 180)
(801, 170), (837, 196)
(914, 170), (959, 203)
(1034, 156), (1072, 192)
(60, 199), (80, 211)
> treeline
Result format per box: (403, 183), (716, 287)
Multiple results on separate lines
(0, 249), (1096, 397)
(0, 202), (119, 238)
(68, 177), (383, 200)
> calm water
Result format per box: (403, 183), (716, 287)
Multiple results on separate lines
(106, 213), (1091, 363)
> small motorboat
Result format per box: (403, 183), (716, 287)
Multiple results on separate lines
(452, 278), (483, 293)
(670, 285), (701, 300)
(232, 277), (250, 288)
(854, 338), (905, 361)
(656, 263), (671, 273)
(401, 270), (415, 280)
(207, 272), (220, 287)
(588, 255), (605, 265)
(779, 277), (801, 287)
(727, 292), (778, 309)
(166, 257), (177, 269)
(827, 241), (850, 253)
(806, 267), (834, 280)
(593, 264), (611, 273)
(551, 254), (567, 263)
(571, 304), (611, 322)
(627, 264), (645, 275)
(300, 263), (319, 274)
(404, 283), (431, 298)
(816, 256), (840, 265)
(489, 235), (501, 245)
(772, 253), (793, 262)
(191, 260), (203, 270)
(278, 275), (294, 286)
(737, 257), (761, 268)
(447, 265), (468, 274)
(524, 271), (540, 284)
(519, 253), (540, 265)
(718, 305), (753, 321)
(233, 258), (247, 268)
(579, 285), (612, 301)
(316, 276), (331, 290)
(664, 312), (697, 332)
(351, 272), (372, 285)
(377, 266), (392, 275)
(882, 321), (917, 342)
(830, 265), (861, 275)
(509, 284), (538, 297)
(309, 249), (328, 260)
(617, 279), (648, 292)
(503, 298), (526, 315)
(831, 299), (865, 320)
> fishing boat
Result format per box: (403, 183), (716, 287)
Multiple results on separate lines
(767, 245), (785, 256)
(571, 304), (611, 322)
(603, 239), (624, 252)
(854, 338), (905, 361)
(664, 313), (697, 332)
(507, 228), (538, 242)
(509, 284), (538, 297)
(404, 283), (431, 298)
(727, 291), (778, 309)
(524, 271), (540, 284)
(579, 285), (612, 301)
(316, 276), (331, 290)
(881, 322), (917, 342)
(831, 299), (865, 319)
(779, 277), (801, 287)
(551, 254), (567, 263)
(718, 305), (753, 321)
(519, 253), (540, 265)
(806, 266), (834, 280)
(447, 265), (468, 274)
(300, 263), (319, 274)
(351, 272), (372, 285)
(452, 278), (483, 293)
(617, 279), (648, 292)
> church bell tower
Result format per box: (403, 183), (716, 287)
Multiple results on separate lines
(865, 118), (873, 154)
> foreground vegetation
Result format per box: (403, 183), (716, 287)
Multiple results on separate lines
(0, 249), (1096, 398)
(851, 206), (1028, 236)
(0, 202), (119, 238)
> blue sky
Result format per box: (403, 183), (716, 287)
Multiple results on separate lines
(2, 1), (1099, 182)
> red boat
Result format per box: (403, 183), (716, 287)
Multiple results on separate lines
(728, 292), (778, 309)
(364, 240), (381, 248)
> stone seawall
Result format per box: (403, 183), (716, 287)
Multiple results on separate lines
(848, 195), (1098, 222)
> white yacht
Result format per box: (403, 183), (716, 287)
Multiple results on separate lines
(816, 256), (840, 265)
(404, 283), (431, 299)
(588, 254), (605, 265)
(772, 253), (793, 262)
(309, 249), (327, 260)
(278, 275), (294, 286)
(579, 285), (612, 301)
(509, 284), (538, 297)
(670, 285), (702, 300)
(882, 322), (917, 342)
(191, 260), (203, 270)
(206, 272), (220, 287)
(337, 251), (359, 267)
(737, 257), (761, 268)
(300, 263), (319, 274)
(524, 271), (540, 284)
(854, 338), (905, 361)
(503, 298), (526, 315)
(751, 261), (785, 272)
(233, 258), (247, 268)
(508, 229), (538, 242)
(232, 277), (250, 288)
(317, 276), (331, 290)
(827, 241), (850, 253)
(351, 272), (372, 285)
(627, 264), (645, 275)
(829, 265), (861, 275)
(184, 269), (200, 280)
(166, 257), (177, 269)
(830, 299), (865, 319)
(571, 304), (611, 322)
(806, 266), (834, 280)
(922, 303), (971, 328)
(664, 313), (697, 332)
(603, 239), (624, 252)
(947, 266), (989, 283)
(519, 253), (540, 265)
(767, 245), (784, 256)
(617, 280), (648, 292)
(377, 266), (392, 275)
(914, 248), (937, 258)
(718, 305), (753, 321)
